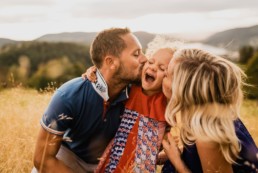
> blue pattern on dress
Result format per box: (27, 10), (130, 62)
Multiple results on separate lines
(104, 109), (138, 173)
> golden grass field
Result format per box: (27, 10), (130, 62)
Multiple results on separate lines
(0, 88), (257, 173)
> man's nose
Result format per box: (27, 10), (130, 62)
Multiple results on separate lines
(139, 54), (147, 64)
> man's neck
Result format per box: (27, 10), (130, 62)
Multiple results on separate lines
(99, 69), (127, 102)
(107, 80), (127, 101)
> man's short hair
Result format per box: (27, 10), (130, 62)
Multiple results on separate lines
(90, 27), (131, 68)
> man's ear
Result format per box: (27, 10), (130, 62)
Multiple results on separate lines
(104, 55), (117, 70)
(104, 56), (112, 65)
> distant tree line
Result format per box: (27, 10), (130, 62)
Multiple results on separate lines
(239, 45), (258, 99)
(0, 42), (257, 99)
(238, 45), (258, 99)
(0, 42), (92, 90)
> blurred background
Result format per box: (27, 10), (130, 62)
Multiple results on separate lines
(1, 0), (258, 94)
(0, 0), (257, 172)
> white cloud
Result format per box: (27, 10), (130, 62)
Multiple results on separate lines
(0, 0), (258, 40)
(69, 0), (258, 19)
(0, 0), (54, 7)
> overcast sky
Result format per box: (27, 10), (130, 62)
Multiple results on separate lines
(1, 0), (258, 40)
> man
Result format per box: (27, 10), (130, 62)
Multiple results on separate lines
(32, 27), (147, 173)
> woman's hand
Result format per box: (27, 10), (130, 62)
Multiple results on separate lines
(81, 66), (97, 82)
(162, 133), (181, 165)
(162, 133), (191, 173)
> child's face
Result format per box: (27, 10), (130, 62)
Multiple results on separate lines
(141, 48), (172, 95)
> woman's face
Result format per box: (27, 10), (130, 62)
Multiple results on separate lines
(162, 58), (177, 100)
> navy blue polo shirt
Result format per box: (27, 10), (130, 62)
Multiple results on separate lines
(40, 77), (129, 164)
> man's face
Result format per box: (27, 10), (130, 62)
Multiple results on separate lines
(115, 33), (147, 84)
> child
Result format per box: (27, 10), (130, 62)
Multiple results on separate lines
(84, 36), (182, 173)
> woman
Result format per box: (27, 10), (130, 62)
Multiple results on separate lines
(161, 48), (258, 173)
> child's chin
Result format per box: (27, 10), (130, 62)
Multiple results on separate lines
(142, 82), (151, 90)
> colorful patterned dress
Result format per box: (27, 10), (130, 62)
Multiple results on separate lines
(95, 85), (167, 173)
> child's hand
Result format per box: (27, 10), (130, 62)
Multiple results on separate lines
(157, 149), (168, 165)
(81, 66), (97, 82)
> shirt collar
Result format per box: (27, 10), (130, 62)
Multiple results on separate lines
(91, 69), (129, 103)
(113, 86), (129, 104)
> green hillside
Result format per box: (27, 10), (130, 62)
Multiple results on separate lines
(204, 25), (258, 51)
(0, 42), (92, 90)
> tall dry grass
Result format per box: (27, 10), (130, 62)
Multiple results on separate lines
(0, 88), (51, 173)
(240, 99), (258, 145)
(0, 88), (257, 172)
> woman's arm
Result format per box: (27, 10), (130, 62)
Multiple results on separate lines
(196, 140), (233, 173)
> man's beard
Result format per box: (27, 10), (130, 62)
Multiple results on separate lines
(114, 64), (143, 86)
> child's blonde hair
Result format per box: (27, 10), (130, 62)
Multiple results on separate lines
(145, 35), (183, 59)
(165, 48), (246, 163)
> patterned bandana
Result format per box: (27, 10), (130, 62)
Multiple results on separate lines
(91, 69), (109, 101)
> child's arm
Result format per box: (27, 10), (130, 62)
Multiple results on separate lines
(81, 66), (97, 82)
(157, 150), (168, 165)
(157, 125), (171, 165)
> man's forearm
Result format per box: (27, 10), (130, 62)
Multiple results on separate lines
(35, 157), (74, 173)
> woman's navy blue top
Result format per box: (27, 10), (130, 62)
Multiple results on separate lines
(162, 118), (258, 173)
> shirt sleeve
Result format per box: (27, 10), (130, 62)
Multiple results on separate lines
(40, 90), (73, 135)
(235, 118), (258, 167)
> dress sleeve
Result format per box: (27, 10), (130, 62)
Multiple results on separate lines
(40, 90), (73, 135)
(235, 118), (258, 168)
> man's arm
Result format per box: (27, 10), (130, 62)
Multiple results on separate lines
(33, 127), (74, 173)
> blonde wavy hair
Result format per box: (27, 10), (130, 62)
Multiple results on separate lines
(165, 48), (246, 164)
